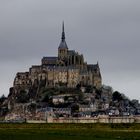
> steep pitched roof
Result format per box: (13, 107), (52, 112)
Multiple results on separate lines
(87, 64), (99, 71)
(59, 41), (68, 49)
(42, 57), (58, 61)
(58, 22), (68, 49)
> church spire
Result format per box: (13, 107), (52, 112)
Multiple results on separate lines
(58, 21), (68, 49)
(61, 21), (65, 41)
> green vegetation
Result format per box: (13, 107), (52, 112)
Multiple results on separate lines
(113, 91), (123, 101)
(16, 90), (29, 103)
(0, 123), (140, 140)
(0, 95), (6, 105)
(41, 87), (81, 95)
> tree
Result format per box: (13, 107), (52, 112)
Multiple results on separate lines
(112, 91), (123, 101)
(95, 89), (102, 99)
(85, 85), (93, 93)
(28, 103), (36, 112)
(42, 93), (50, 102)
(0, 95), (6, 105)
(16, 90), (29, 103)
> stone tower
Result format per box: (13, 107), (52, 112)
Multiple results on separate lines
(58, 22), (68, 60)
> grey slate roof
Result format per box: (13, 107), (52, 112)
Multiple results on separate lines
(42, 57), (58, 60)
(68, 50), (75, 55)
(58, 40), (68, 49)
(87, 64), (98, 71)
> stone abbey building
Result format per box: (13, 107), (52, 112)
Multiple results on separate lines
(13, 23), (102, 91)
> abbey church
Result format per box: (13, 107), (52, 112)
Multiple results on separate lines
(13, 23), (102, 91)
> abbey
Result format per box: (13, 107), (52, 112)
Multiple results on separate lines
(13, 23), (102, 91)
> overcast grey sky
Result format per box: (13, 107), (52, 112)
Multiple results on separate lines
(0, 0), (140, 100)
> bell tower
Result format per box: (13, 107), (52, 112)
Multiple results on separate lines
(58, 22), (68, 60)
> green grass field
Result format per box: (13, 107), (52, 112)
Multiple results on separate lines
(0, 123), (140, 140)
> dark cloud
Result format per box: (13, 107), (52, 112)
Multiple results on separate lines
(0, 0), (140, 100)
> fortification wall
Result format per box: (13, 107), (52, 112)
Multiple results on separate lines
(46, 116), (139, 123)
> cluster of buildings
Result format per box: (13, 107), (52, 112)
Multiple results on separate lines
(5, 85), (140, 123)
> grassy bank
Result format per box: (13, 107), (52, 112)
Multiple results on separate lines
(0, 123), (140, 140)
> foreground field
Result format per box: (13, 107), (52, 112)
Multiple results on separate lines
(0, 123), (140, 140)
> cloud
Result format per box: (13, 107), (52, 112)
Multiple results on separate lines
(0, 0), (140, 100)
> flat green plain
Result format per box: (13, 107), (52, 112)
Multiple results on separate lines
(0, 123), (140, 140)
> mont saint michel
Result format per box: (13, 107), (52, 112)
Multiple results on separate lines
(0, 24), (140, 124)
(1, 1), (140, 140)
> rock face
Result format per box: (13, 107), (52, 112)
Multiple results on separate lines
(10, 23), (102, 100)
